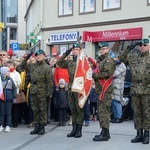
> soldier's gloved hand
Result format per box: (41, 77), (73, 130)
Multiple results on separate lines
(26, 51), (34, 60)
(127, 42), (140, 50)
(92, 72), (98, 80)
(65, 46), (74, 56)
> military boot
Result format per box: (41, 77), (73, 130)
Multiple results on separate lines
(94, 128), (110, 139)
(142, 130), (149, 144)
(74, 124), (82, 138)
(30, 123), (40, 135)
(93, 128), (110, 141)
(131, 129), (143, 143)
(67, 124), (76, 137)
(38, 124), (45, 135)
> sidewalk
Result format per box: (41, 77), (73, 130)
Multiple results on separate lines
(0, 120), (149, 150)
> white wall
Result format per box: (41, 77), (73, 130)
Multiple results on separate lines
(18, 0), (26, 43)
(43, 0), (150, 27)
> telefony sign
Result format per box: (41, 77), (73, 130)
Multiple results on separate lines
(50, 31), (79, 43)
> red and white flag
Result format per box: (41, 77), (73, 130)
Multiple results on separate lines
(0, 77), (4, 101)
(71, 50), (93, 108)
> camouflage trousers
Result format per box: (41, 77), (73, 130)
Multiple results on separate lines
(132, 95), (150, 130)
(68, 89), (84, 125)
(97, 92), (111, 129)
(30, 94), (47, 125)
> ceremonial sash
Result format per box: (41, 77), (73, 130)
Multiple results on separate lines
(95, 66), (113, 100)
(72, 50), (92, 108)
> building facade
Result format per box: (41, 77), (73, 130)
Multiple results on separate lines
(25, 0), (150, 58)
(0, 0), (26, 57)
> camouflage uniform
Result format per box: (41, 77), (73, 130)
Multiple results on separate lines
(119, 48), (150, 130)
(20, 59), (53, 126)
(93, 53), (115, 129)
(56, 53), (84, 125)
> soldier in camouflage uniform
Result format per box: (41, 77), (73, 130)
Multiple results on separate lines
(56, 44), (84, 138)
(90, 42), (116, 141)
(119, 38), (150, 144)
(20, 50), (53, 135)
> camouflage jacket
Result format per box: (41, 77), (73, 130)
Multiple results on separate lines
(20, 59), (53, 96)
(93, 53), (116, 95)
(56, 53), (77, 88)
(119, 48), (150, 95)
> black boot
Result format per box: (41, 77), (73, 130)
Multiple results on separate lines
(93, 128), (110, 141)
(58, 121), (62, 126)
(131, 129), (143, 143)
(74, 124), (82, 138)
(30, 123), (40, 135)
(67, 124), (76, 137)
(62, 121), (66, 126)
(38, 124), (45, 135)
(95, 128), (110, 139)
(143, 130), (149, 144)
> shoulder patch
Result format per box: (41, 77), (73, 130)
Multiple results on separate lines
(106, 60), (110, 62)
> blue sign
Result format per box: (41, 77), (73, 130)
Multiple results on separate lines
(50, 31), (79, 43)
(11, 43), (19, 50)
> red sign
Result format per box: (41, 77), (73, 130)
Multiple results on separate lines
(83, 27), (142, 42)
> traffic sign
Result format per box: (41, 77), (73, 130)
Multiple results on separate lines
(11, 43), (19, 50)
(19, 43), (29, 50)
(0, 22), (4, 32)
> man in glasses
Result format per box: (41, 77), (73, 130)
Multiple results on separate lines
(20, 49), (53, 135)
(119, 38), (150, 144)
(0, 51), (9, 67)
(88, 42), (116, 141)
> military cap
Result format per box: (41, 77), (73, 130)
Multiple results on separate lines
(98, 42), (109, 49)
(35, 49), (46, 56)
(73, 43), (81, 48)
(140, 38), (149, 44)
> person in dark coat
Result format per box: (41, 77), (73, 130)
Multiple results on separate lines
(54, 78), (68, 126)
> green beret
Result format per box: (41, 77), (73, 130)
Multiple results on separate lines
(35, 49), (46, 56)
(140, 38), (149, 44)
(98, 42), (109, 49)
(73, 43), (81, 48)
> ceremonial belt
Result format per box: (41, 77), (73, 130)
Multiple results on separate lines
(95, 66), (113, 100)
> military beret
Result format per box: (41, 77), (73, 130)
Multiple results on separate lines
(73, 43), (81, 48)
(140, 38), (149, 44)
(98, 42), (109, 49)
(35, 49), (46, 56)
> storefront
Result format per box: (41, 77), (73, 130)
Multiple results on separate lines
(83, 27), (143, 58)
(48, 31), (80, 57)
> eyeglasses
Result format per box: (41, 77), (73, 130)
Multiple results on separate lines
(0, 54), (6, 56)
(139, 44), (148, 47)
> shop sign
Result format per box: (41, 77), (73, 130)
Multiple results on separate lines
(50, 31), (79, 43)
(83, 27), (142, 42)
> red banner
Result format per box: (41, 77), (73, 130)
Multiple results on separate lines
(83, 27), (142, 42)
(71, 50), (93, 108)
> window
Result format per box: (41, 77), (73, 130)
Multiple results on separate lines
(58, 0), (73, 17)
(79, 0), (96, 14)
(148, 0), (150, 6)
(5, 0), (18, 23)
(102, 0), (121, 12)
(10, 28), (17, 40)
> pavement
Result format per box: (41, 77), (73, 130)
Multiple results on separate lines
(0, 120), (149, 150)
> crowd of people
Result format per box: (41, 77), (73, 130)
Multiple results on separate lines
(0, 38), (149, 144)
